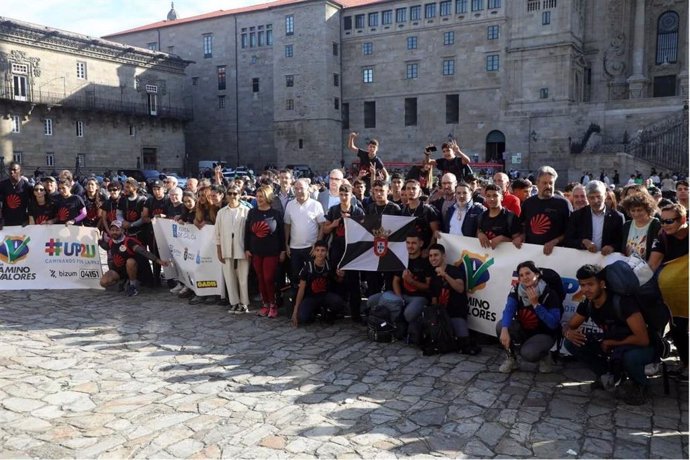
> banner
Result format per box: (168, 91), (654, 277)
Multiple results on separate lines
(437, 233), (625, 336)
(0, 225), (103, 290)
(152, 218), (225, 297)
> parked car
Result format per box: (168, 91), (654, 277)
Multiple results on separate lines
(286, 164), (314, 179)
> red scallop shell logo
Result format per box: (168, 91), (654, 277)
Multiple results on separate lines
(484, 230), (496, 240)
(311, 277), (327, 294)
(153, 208), (164, 216)
(57, 207), (69, 222)
(251, 220), (270, 238)
(113, 253), (125, 267)
(36, 215), (48, 224)
(107, 210), (117, 222)
(6, 194), (21, 209)
(403, 278), (417, 293)
(530, 214), (551, 235)
(439, 288), (450, 306)
(126, 210), (139, 221)
(518, 308), (539, 330)
(87, 207), (98, 219)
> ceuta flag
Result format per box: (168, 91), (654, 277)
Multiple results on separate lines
(339, 214), (416, 272)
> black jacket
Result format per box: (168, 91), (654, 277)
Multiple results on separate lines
(564, 206), (625, 252)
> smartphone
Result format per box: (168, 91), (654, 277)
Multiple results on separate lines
(428, 145), (437, 152)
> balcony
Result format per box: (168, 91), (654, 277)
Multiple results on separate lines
(0, 88), (193, 121)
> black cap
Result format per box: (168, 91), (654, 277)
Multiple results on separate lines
(151, 180), (164, 188)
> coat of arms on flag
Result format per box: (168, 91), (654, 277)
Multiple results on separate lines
(339, 215), (416, 272)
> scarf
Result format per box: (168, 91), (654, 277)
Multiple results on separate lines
(517, 278), (547, 307)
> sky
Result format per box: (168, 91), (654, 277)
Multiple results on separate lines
(8, 0), (268, 38)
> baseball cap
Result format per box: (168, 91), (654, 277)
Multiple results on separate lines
(151, 180), (164, 188)
(42, 176), (57, 183)
(110, 220), (123, 228)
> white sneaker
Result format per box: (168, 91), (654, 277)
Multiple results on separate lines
(538, 354), (553, 373)
(170, 283), (184, 294)
(235, 304), (249, 314)
(177, 287), (191, 297)
(499, 356), (518, 373)
(644, 362), (661, 376)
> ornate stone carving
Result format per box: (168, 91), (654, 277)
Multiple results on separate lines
(603, 34), (626, 79)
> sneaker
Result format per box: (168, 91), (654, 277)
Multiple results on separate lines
(178, 287), (194, 299)
(621, 383), (650, 406)
(235, 304), (249, 314)
(188, 295), (204, 305)
(644, 362), (661, 376)
(268, 305), (279, 318)
(126, 284), (139, 297)
(499, 356), (518, 373)
(258, 305), (270, 317)
(538, 355), (553, 373)
(599, 372), (623, 390)
(170, 283), (184, 294)
(227, 305), (238, 314)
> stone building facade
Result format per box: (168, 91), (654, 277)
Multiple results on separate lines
(0, 17), (191, 177)
(105, 0), (688, 178)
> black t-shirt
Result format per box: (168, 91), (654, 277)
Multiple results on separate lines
(179, 207), (196, 224)
(299, 261), (332, 297)
(245, 207), (285, 256)
(357, 149), (385, 177)
(430, 264), (468, 318)
(521, 195), (571, 245)
(576, 295), (639, 341)
(145, 196), (168, 219)
(650, 232), (689, 263)
(100, 196), (121, 226)
(55, 195), (85, 223)
(165, 202), (185, 219)
(436, 157), (471, 182)
(478, 208), (520, 240)
(119, 196), (147, 235)
(104, 236), (142, 271)
(365, 201), (401, 217)
(326, 203), (365, 259)
(0, 178), (31, 225)
(401, 203), (440, 248)
(28, 200), (56, 224)
(406, 166), (432, 192)
(83, 192), (106, 227)
(399, 256), (433, 297)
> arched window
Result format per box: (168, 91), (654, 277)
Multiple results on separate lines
(656, 11), (679, 65)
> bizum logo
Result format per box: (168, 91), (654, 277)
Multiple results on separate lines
(0, 235), (31, 264)
(459, 250), (494, 293)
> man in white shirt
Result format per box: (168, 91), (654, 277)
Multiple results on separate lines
(444, 182), (486, 237)
(284, 178), (326, 289)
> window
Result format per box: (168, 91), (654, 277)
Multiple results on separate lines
(252, 78), (260, 93)
(456, 0), (468, 13)
(342, 103), (350, 129)
(44, 119), (53, 136)
(382, 10), (393, 25)
(471, 0), (484, 11)
(286, 98), (294, 110)
(542, 11), (551, 25)
(405, 97), (417, 126)
(446, 94), (459, 123)
(77, 154), (86, 168)
(653, 76), (676, 97)
(487, 25), (499, 39)
(355, 14), (365, 29)
(407, 36), (418, 49)
(410, 5), (421, 21)
(12, 74), (27, 101)
(148, 93), (158, 115)
(258, 29), (265, 47)
(656, 11), (679, 64)
(266, 24), (273, 45)
(488, 0), (501, 8)
(192, 77), (199, 86)
(250, 30), (257, 47)
(486, 54), (499, 71)
(285, 44), (293, 57)
(540, 88), (549, 99)
(286, 15), (294, 35)
(11, 115), (20, 133)
(363, 67), (374, 83)
(333, 42), (339, 56)
(362, 42), (373, 55)
(203, 34), (213, 58)
(241, 33), (248, 48)
(344, 16), (352, 30)
(364, 101), (376, 128)
(440, 1), (452, 16)
(46, 152), (55, 167)
(13, 152), (22, 164)
(334, 73), (340, 86)
(129, 125), (136, 136)
(218, 95), (226, 109)
(444, 31), (454, 45)
(147, 42), (158, 51)
(396, 8), (407, 22)
(334, 97), (340, 110)
(368, 12), (379, 27)
(425, 3), (436, 18)
(76, 120), (84, 137)
(76, 61), (87, 79)
(442, 59), (455, 75)
(286, 75), (294, 87)
(11, 63), (27, 74)
(406, 63), (418, 79)
(217, 66), (226, 90)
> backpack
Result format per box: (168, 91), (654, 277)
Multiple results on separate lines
(605, 294), (671, 360)
(420, 304), (458, 355)
(367, 305), (396, 343)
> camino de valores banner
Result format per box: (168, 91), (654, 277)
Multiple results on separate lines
(0, 225), (103, 289)
(437, 233), (626, 337)
(152, 218), (225, 297)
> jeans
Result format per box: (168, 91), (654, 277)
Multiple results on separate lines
(288, 247), (312, 289)
(495, 321), (555, 363)
(564, 337), (655, 386)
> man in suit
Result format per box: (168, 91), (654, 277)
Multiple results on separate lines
(443, 182), (486, 237)
(317, 169), (344, 213)
(565, 180), (624, 255)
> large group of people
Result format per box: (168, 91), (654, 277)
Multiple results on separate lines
(0, 134), (687, 406)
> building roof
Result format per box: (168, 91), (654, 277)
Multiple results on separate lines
(103, 0), (389, 38)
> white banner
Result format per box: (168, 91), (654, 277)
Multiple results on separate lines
(152, 218), (225, 297)
(437, 233), (625, 337)
(0, 225), (103, 290)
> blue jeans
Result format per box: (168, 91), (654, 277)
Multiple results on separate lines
(367, 292), (426, 321)
(564, 338), (655, 386)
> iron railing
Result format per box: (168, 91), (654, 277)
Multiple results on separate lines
(625, 111), (689, 172)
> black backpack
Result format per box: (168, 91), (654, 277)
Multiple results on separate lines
(420, 304), (458, 355)
(367, 305), (396, 343)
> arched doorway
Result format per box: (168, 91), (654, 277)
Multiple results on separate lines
(486, 130), (505, 164)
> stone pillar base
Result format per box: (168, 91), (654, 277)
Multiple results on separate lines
(627, 74), (648, 99)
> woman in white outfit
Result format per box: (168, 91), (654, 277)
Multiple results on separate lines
(215, 185), (251, 313)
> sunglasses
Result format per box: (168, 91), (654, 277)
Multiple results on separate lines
(34, 188), (45, 192)
(108, 189), (120, 192)
(227, 192), (239, 196)
(660, 217), (679, 225)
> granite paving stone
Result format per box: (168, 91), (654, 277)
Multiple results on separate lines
(0, 289), (686, 458)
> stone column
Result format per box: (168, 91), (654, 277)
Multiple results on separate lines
(627, 0), (648, 98)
